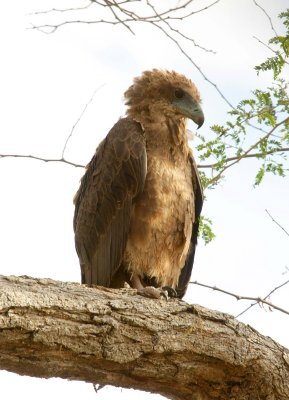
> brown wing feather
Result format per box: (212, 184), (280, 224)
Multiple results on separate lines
(176, 154), (203, 298)
(73, 117), (147, 286)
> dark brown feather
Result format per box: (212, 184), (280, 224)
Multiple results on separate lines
(73, 117), (147, 286)
(175, 154), (203, 298)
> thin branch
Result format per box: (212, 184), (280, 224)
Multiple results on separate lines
(143, 19), (234, 108)
(142, 1), (230, 105)
(253, 35), (275, 52)
(198, 147), (289, 169)
(252, 0), (278, 36)
(265, 209), (289, 237)
(236, 279), (289, 318)
(29, 1), (220, 34)
(28, 2), (93, 15)
(146, 0), (216, 53)
(0, 154), (85, 168)
(190, 280), (289, 317)
(62, 83), (106, 159)
(253, 36), (289, 66)
(167, 24), (216, 53)
(165, 0), (222, 20)
(107, 0), (136, 35)
(104, 0), (220, 22)
(29, 20), (120, 34)
(29, 0), (234, 107)
(143, 0), (213, 19)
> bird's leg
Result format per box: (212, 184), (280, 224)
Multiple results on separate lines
(130, 274), (169, 300)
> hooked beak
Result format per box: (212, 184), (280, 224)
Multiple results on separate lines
(172, 96), (204, 129)
(188, 101), (204, 129)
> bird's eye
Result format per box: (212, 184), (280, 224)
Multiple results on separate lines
(174, 88), (184, 99)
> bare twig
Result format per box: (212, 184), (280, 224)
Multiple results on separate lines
(165, 0), (221, 20)
(145, 0), (217, 53)
(0, 84), (106, 169)
(29, 0), (235, 107)
(29, 20), (117, 34)
(0, 154), (85, 168)
(253, 35), (275, 52)
(190, 280), (289, 317)
(236, 279), (289, 318)
(142, 2), (233, 107)
(107, 1), (136, 35)
(253, 36), (289, 66)
(252, 0), (278, 36)
(265, 209), (289, 237)
(144, 20), (234, 108)
(28, 2), (93, 15)
(61, 83), (106, 159)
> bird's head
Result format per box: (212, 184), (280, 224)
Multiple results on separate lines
(124, 69), (204, 128)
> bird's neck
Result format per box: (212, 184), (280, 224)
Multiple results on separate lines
(141, 115), (190, 159)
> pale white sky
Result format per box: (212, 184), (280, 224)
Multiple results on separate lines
(0, 1), (288, 399)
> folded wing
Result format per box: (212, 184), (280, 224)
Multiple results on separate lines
(73, 117), (147, 286)
(176, 155), (203, 298)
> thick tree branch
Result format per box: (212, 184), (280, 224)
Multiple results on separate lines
(0, 275), (289, 400)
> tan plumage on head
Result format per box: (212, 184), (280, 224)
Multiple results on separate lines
(125, 69), (202, 124)
(73, 69), (204, 299)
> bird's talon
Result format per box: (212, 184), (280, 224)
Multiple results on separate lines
(162, 286), (177, 298)
(137, 286), (169, 300)
(160, 289), (169, 301)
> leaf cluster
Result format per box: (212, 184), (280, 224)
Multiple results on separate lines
(255, 10), (289, 79)
(197, 9), (289, 242)
(198, 216), (215, 245)
(197, 9), (289, 189)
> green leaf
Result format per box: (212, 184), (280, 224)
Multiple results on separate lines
(199, 216), (215, 244)
(254, 166), (265, 186)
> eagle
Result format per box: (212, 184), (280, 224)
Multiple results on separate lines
(73, 69), (204, 299)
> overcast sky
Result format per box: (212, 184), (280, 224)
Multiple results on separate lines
(0, 1), (288, 399)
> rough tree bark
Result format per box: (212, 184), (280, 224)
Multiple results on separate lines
(0, 275), (288, 400)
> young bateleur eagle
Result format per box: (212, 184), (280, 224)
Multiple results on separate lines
(73, 69), (204, 299)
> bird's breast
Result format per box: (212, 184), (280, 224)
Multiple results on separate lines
(124, 152), (195, 287)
